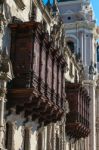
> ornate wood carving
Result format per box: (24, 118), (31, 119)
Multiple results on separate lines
(7, 21), (67, 124)
(65, 83), (90, 139)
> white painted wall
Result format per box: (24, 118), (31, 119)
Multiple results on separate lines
(30, 130), (38, 150)
(14, 126), (24, 150)
(5, 0), (31, 22)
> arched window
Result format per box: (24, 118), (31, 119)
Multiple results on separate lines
(67, 41), (74, 53)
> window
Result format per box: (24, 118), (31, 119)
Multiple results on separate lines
(67, 16), (71, 20)
(97, 45), (99, 62)
(67, 41), (74, 53)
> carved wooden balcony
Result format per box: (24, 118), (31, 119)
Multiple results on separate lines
(65, 83), (90, 139)
(7, 21), (67, 124)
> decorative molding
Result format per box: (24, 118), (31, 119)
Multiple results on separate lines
(7, 21), (66, 124)
(65, 83), (90, 139)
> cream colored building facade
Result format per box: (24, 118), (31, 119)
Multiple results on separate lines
(0, 0), (93, 150)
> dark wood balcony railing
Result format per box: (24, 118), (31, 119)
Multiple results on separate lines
(7, 21), (67, 124)
(65, 83), (90, 139)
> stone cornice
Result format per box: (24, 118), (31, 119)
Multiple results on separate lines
(82, 80), (97, 87)
(58, 0), (81, 6)
(64, 20), (96, 30)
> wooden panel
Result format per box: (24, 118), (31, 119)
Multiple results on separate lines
(65, 83), (90, 138)
(33, 38), (40, 75)
(47, 56), (52, 88)
(8, 21), (66, 123)
(10, 29), (33, 88)
(41, 49), (46, 82)
(58, 68), (61, 97)
(53, 62), (57, 94)
(12, 37), (32, 72)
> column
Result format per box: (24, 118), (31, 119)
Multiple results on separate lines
(0, 92), (7, 150)
(5, 122), (15, 150)
(89, 82), (96, 150)
(59, 125), (64, 150)
(83, 32), (86, 66)
(0, 97), (5, 149)
(0, 97), (4, 126)
(63, 123), (66, 150)
(47, 124), (52, 150)
(80, 31), (83, 62)
(96, 88), (99, 150)
(90, 34), (92, 61)
(90, 34), (94, 63)
(84, 137), (89, 150)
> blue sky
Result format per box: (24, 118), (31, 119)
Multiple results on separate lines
(43, 0), (53, 5)
(91, 0), (99, 25)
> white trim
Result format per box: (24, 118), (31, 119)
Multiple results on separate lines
(65, 28), (94, 34)
(58, 0), (82, 6)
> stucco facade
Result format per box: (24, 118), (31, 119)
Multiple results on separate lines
(0, 0), (93, 150)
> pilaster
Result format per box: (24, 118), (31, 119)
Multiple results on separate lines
(0, 75), (11, 150)
(47, 124), (52, 150)
(83, 31), (86, 66)
(95, 87), (99, 150)
(80, 31), (83, 62)
(0, 97), (6, 150)
(83, 80), (96, 150)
